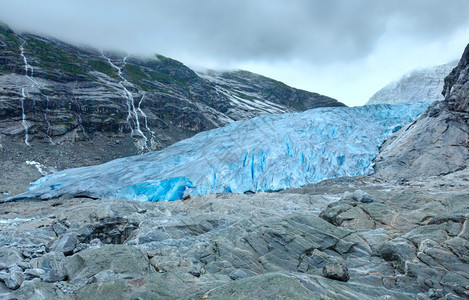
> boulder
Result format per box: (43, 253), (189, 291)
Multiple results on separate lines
(36, 252), (66, 282)
(64, 245), (151, 281)
(376, 238), (417, 272)
(23, 268), (45, 280)
(48, 233), (78, 255)
(229, 269), (248, 280)
(0, 248), (23, 268)
(4, 266), (24, 290)
(322, 262), (350, 282)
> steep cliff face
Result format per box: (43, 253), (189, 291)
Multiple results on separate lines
(0, 24), (343, 152)
(366, 62), (456, 105)
(373, 44), (469, 179)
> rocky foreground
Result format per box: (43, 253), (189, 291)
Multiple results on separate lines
(0, 171), (468, 299)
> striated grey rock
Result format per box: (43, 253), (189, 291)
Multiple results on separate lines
(13, 280), (57, 300)
(16, 261), (31, 271)
(0, 291), (15, 300)
(341, 189), (374, 203)
(23, 268), (45, 280)
(202, 273), (318, 299)
(373, 43), (469, 180)
(0, 271), (8, 282)
(0, 248), (23, 269)
(376, 238), (417, 273)
(367, 62), (457, 105)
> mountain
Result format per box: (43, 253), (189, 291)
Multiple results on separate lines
(366, 62), (457, 105)
(0, 23), (343, 151)
(0, 22), (344, 196)
(373, 44), (469, 179)
(7, 102), (428, 201)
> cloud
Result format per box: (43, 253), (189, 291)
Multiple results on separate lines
(1, 0), (468, 105)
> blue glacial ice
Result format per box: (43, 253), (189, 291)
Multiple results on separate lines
(10, 102), (430, 202)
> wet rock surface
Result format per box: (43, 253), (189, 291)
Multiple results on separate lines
(0, 173), (468, 299)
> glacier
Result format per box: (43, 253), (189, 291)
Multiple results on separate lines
(8, 102), (430, 202)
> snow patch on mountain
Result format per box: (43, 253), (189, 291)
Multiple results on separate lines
(367, 62), (457, 105)
(198, 70), (292, 120)
(8, 102), (430, 202)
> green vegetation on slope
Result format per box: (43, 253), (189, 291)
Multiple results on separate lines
(24, 38), (88, 76)
(88, 59), (119, 79)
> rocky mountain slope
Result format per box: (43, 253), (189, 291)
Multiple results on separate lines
(0, 23), (342, 151)
(373, 44), (469, 179)
(0, 22), (343, 196)
(366, 62), (456, 105)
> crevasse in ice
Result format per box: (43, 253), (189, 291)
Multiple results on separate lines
(11, 102), (430, 202)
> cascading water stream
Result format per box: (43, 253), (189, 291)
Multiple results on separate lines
(20, 41), (39, 87)
(76, 114), (90, 140)
(18, 41), (36, 146)
(20, 40), (55, 144)
(102, 52), (152, 151)
(138, 94), (156, 140)
(43, 95), (54, 144)
(69, 80), (89, 140)
(20, 88), (30, 146)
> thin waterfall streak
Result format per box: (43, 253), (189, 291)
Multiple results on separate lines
(20, 88), (30, 146)
(138, 94), (155, 138)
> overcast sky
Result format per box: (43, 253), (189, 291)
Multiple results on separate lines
(1, 0), (468, 106)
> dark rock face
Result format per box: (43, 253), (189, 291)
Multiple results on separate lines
(373, 43), (469, 180)
(443, 44), (469, 112)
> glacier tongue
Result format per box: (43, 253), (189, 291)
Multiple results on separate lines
(11, 102), (430, 202)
